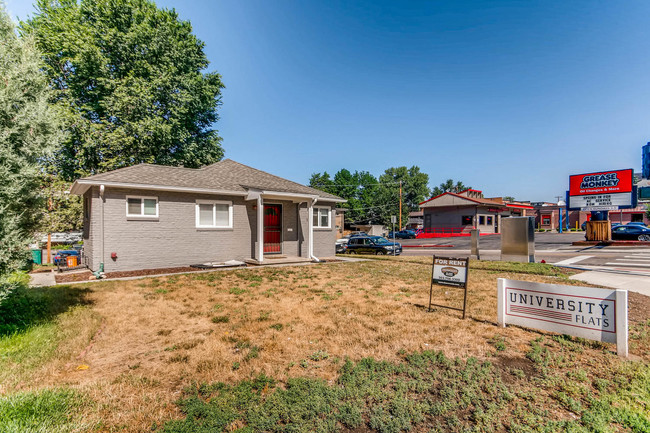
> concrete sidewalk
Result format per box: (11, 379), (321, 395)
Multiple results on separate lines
(570, 271), (650, 297)
(29, 272), (56, 287)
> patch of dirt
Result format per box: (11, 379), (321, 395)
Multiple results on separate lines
(55, 271), (94, 283)
(54, 266), (210, 283)
(493, 355), (537, 384)
(628, 291), (650, 325)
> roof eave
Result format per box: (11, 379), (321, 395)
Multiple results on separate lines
(69, 179), (248, 197)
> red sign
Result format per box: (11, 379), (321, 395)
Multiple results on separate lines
(569, 169), (633, 196)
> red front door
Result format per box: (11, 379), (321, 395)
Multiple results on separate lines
(264, 204), (282, 253)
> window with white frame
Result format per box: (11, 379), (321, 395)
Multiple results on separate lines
(195, 200), (233, 228)
(126, 196), (158, 217)
(313, 207), (331, 228)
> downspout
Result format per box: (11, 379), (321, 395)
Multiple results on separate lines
(257, 195), (264, 263)
(309, 198), (320, 262)
(96, 185), (105, 276)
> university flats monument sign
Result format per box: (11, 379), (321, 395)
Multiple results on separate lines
(497, 279), (628, 357)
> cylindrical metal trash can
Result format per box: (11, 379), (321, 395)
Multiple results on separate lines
(31, 249), (42, 265)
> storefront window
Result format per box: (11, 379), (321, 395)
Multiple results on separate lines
(478, 216), (485, 225)
(461, 215), (473, 225)
(487, 216), (493, 225)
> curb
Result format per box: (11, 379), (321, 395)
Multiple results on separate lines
(402, 245), (454, 248)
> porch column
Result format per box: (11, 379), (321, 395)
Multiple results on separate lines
(257, 196), (264, 263)
(308, 201), (314, 258)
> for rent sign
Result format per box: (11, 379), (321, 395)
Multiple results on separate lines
(568, 169), (634, 210)
(497, 279), (628, 356)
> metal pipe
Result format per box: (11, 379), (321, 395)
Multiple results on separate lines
(309, 198), (320, 262)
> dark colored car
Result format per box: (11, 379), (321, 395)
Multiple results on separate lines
(387, 230), (416, 239)
(346, 236), (402, 255)
(582, 221), (622, 231)
(611, 225), (650, 241)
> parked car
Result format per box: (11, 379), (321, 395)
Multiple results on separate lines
(53, 249), (81, 266)
(626, 222), (648, 228)
(335, 241), (348, 254)
(387, 230), (416, 239)
(582, 221), (622, 231)
(611, 225), (650, 241)
(346, 236), (402, 255)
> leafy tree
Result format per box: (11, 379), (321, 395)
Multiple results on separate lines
(0, 6), (62, 296)
(310, 170), (381, 225)
(309, 172), (336, 195)
(22, 0), (225, 181)
(503, 196), (516, 202)
(38, 176), (83, 233)
(430, 179), (471, 197)
(377, 166), (430, 227)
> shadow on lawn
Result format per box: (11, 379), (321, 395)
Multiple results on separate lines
(0, 285), (92, 335)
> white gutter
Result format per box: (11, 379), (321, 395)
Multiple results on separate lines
(100, 185), (105, 272)
(309, 197), (320, 262)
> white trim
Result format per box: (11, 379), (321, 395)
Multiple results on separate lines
(126, 195), (159, 218)
(72, 180), (248, 197)
(313, 206), (331, 229)
(195, 199), (233, 229)
(70, 180), (346, 202)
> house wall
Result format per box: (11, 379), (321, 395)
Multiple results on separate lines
(314, 206), (336, 258)
(84, 187), (337, 272)
(87, 187), (255, 272)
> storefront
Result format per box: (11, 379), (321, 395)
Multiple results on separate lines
(419, 189), (532, 234)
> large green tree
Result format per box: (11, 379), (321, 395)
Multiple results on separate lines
(0, 5), (61, 291)
(309, 169), (380, 225)
(430, 179), (471, 197)
(22, 0), (225, 180)
(377, 166), (430, 227)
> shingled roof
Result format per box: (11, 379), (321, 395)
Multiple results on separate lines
(71, 159), (343, 201)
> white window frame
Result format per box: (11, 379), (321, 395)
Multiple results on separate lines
(314, 207), (331, 229)
(195, 200), (233, 229)
(126, 195), (159, 218)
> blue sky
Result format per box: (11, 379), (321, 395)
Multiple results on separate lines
(7, 0), (650, 202)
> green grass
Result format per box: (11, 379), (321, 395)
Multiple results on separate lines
(159, 344), (650, 433)
(0, 388), (93, 433)
(357, 254), (576, 278)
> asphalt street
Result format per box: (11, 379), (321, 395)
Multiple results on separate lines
(398, 232), (650, 296)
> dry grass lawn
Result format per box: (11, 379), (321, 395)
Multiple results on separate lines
(3, 259), (649, 432)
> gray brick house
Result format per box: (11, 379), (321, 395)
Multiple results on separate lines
(70, 159), (344, 272)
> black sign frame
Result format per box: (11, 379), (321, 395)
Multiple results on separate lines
(428, 255), (469, 319)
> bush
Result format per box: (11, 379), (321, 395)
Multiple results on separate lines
(0, 272), (29, 306)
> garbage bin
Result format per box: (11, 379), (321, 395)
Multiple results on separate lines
(66, 256), (78, 267)
(31, 249), (42, 265)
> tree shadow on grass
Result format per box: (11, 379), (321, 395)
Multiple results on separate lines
(0, 285), (93, 336)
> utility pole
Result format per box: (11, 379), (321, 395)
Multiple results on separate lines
(399, 180), (403, 230)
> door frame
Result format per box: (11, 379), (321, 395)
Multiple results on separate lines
(263, 202), (283, 255)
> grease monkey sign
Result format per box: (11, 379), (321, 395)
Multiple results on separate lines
(497, 279), (628, 357)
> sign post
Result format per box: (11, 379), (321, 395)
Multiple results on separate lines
(391, 215), (397, 256)
(497, 279), (628, 357)
(428, 256), (469, 319)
